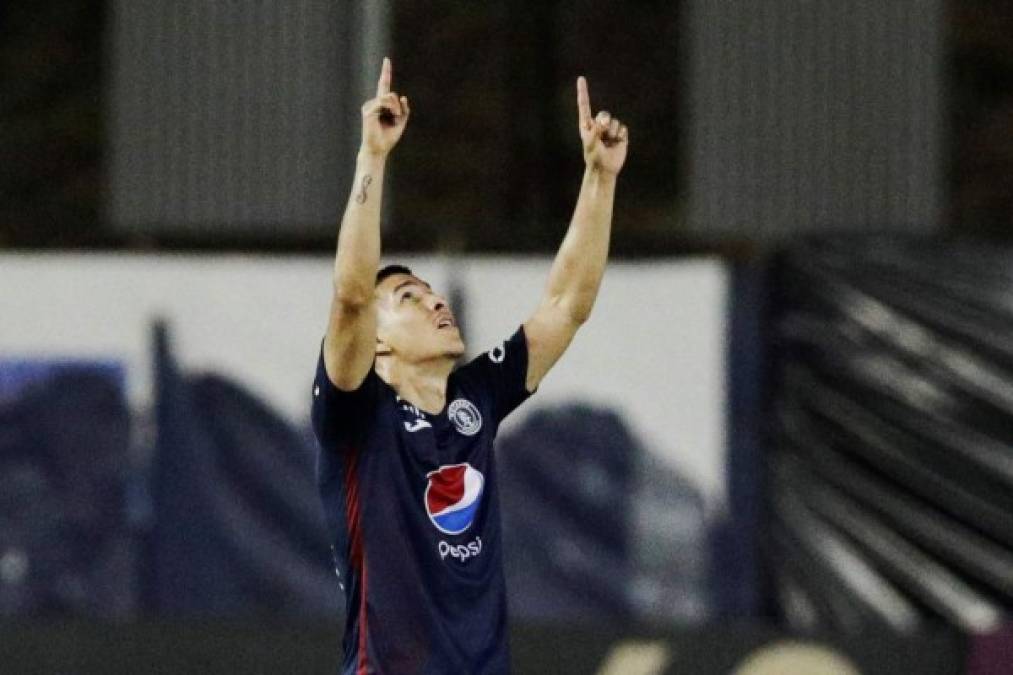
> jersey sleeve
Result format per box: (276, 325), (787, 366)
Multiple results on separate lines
(460, 326), (534, 427)
(310, 339), (381, 449)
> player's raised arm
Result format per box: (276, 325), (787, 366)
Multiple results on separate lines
(324, 57), (411, 391)
(522, 75), (628, 392)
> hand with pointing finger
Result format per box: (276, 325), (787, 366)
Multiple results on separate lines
(576, 76), (628, 176)
(361, 57), (410, 158)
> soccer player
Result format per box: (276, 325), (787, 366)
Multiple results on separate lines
(311, 57), (627, 674)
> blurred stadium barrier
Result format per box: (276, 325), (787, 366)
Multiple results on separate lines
(3, 242), (1012, 671)
(769, 237), (1013, 635)
(0, 254), (736, 623)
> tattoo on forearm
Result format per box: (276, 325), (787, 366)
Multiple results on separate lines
(355, 174), (373, 204)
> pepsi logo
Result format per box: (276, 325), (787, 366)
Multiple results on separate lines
(425, 463), (485, 535)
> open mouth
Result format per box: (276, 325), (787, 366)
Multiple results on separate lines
(435, 315), (456, 330)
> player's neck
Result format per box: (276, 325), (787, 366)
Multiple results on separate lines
(378, 355), (455, 414)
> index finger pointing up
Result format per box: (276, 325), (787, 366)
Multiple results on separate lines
(376, 56), (392, 97)
(576, 76), (592, 128)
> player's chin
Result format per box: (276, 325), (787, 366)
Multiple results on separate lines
(442, 332), (466, 357)
(446, 339), (466, 358)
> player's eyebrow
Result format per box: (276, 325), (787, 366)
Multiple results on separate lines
(392, 279), (431, 295)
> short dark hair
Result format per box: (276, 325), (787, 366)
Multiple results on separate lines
(376, 264), (413, 286)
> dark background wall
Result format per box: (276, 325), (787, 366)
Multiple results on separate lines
(949, 1), (1013, 239)
(5, 1), (1009, 254)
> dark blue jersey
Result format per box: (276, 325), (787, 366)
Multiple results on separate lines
(311, 327), (533, 675)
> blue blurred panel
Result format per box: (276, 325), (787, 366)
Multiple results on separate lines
(0, 358), (134, 618)
(498, 404), (711, 624)
(498, 405), (635, 621)
(148, 323), (339, 617)
(0, 358), (125, 400)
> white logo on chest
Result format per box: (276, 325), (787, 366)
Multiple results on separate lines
(448, 398), (482, 436)
(398, 398), (431, 433)
(404, 418), (432, 433)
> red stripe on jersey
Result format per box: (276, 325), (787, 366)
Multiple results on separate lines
(343, 445), (369, 674)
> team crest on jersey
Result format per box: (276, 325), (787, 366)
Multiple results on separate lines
(425, 463), (485, 534)
(448, 398), (482, 436)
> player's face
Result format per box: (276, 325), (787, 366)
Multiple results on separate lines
(375, 274), (465, 362)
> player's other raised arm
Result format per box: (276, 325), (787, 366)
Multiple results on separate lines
(325, 57), (411, 391)
(523, 75), (628, 392)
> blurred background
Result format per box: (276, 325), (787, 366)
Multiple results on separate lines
(1, 1), (1012, 673)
